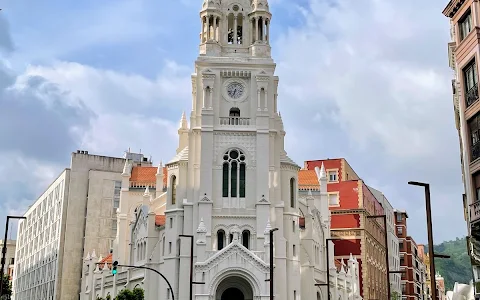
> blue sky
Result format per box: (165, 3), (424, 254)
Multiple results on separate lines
(0, 0), (463, 244)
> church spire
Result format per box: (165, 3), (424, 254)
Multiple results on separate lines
(179, 111), (188, 130)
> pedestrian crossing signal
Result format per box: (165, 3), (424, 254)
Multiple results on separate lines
(112, 261), (118, 275)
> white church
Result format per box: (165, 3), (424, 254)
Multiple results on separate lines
(81, 0), (362, 299)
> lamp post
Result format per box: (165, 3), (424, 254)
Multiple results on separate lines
(179, 234), (205, 300)
(0, 216), (26, 297)
(408, 181), (451, 300)
(269, 228), (278, 300)
(315, 237), (344, 300)
(367, 215), (391, 299)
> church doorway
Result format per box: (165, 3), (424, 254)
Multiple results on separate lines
(221, 287), (244, 300)
(215, 276), (254, 300)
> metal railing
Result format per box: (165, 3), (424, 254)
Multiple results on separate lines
(466, 83), (479, 108)
(219, 117), (250, 126)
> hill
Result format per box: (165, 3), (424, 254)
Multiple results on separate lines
(426, 237), (472, 291)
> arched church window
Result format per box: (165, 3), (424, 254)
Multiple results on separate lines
(290, 178), (296, 208)
(217, 230), (225, 250)
(317, 292), (322, 300)
(229, 233), (234, 244)
(242, 230), (250, 249)
(222, 150), (246, 198)
(227, 9), (244, 45)
(171, 175), (177, 205)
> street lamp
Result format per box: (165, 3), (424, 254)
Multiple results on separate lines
(179, 234), (205, 300)
(408, 181), (451, 300)
(269, 228), (278, 300)
(0, 215), (27, 296)
(315, 237), (344, 300)
(367, 215), (391, 299)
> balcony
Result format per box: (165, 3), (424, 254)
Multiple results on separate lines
(470, 200), (480, 223)
(466, 83), (479, 108)
(219, 117), (251, 126)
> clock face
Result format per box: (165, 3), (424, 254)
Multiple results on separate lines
(226, 82), (245, 100)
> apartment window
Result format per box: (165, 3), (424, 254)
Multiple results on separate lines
(474, 173), (480, 201)
(290, 178), (296, 208)
(471, 114), (480, 162)
(327, 170), (338, 182)
(396, 226), (403, 235)
(460, 10), (473, 40)
(112, 220), (117, 231)
(396, 213), (402, 223)
(400, 255), (405, 266)
(399, 241), (404, 250)
(464, 59), (478, 107)
(401, 283), (406, 294)
(328, 193), (339, 206)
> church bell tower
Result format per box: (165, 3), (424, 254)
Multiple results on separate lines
(165, 1), (301, 299)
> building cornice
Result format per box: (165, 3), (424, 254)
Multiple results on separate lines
(443, 0), (468, 18)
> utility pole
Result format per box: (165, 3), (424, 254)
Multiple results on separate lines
(269, 228), (278, 300)
(179, 234), (205, 300)
(408, 181), (451, 300)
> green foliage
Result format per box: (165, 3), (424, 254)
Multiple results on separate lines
(115, 288), (145, 300)
(391, 287), (400, 300)
(1, 274), (12, 298)
(425, 237), (472, 291)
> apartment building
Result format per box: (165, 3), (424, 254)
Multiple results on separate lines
(368, 187), (402, 297)
(12, 151), (150, 300)
(394, 209), (424, 299)
(299, 158), (388, 300)
(0, 240), (17, 282)
(443, 0), (480, 289)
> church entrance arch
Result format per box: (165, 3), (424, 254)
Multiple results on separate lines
(215, 276), (254, 300)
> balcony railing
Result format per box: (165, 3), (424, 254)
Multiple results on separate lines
(470, 200), (480, 223)
(466, 83), (479, 108)
(219, 117), (251, 126)
(473, 142), (480, 162)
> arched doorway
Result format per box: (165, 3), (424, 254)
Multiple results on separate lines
(215, 276), (254, 300)
(221, 287), (244, 300)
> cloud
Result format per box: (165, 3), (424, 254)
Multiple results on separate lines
(274, 0), (464, 242)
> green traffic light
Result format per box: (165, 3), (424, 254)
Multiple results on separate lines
(112, 260), (119, 275)
(112, 269), (117, 275)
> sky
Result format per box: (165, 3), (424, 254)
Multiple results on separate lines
(0, 0), (464, 245)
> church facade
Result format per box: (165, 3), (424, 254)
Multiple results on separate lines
(80, 1), (362, 299)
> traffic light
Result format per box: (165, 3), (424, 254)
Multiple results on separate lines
(112, 261), (118, 275)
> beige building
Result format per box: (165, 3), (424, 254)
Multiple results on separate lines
(12, 151), (149, 300)
(443, 0), (480, 292)
(1, 240), (17, 282)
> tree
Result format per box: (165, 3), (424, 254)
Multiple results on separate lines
(115, 288), (144, 300)
(1, 274), (12, 299)
(132, 288), (144, 300)
(391, 290), (400, 300)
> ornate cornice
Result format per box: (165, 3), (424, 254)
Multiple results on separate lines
(443, 0), (467, 18)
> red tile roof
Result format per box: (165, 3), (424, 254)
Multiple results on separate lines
(155, 215), (166, 226)
(298, 169), (319, 190)
(130, 166), (168, 187)
(100, 253), (112, 264)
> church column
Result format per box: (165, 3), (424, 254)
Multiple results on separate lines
(206, 16), (210, 41)
(201, 17), (205, 43)
(255, 18), (259, 42)
(266, 19), (270, 43)
(261, 17), (265, 41)
(264, 90), (268, 110)
(242, 16), (245, 44)
(234, 15), (238, 44)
